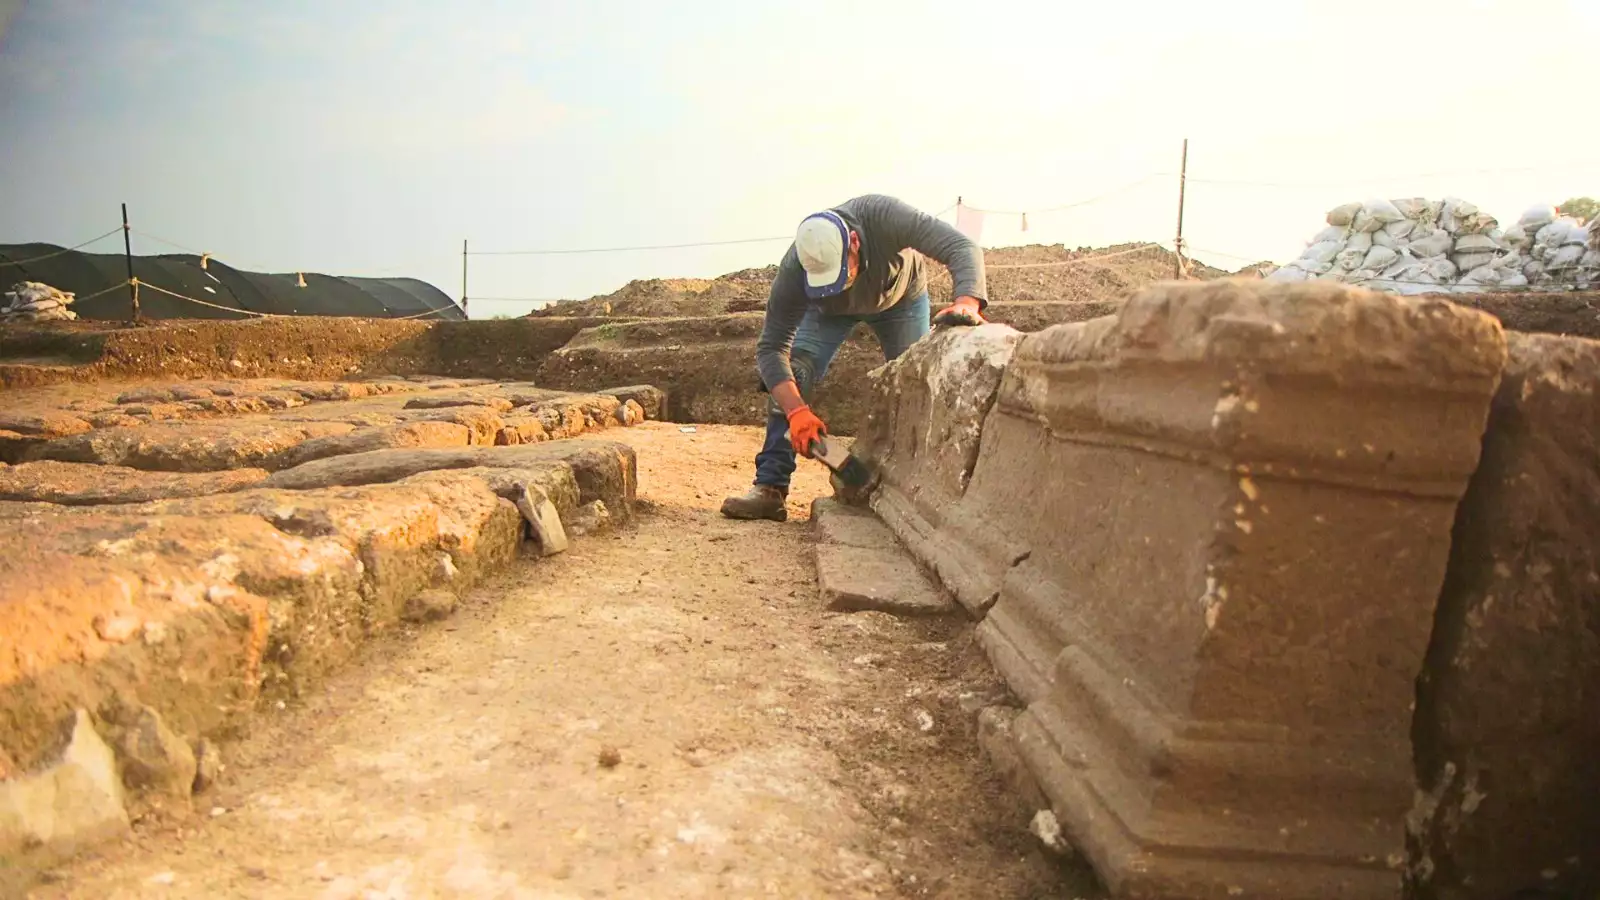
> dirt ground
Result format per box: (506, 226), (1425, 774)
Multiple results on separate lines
(27, 423), (1099, 900)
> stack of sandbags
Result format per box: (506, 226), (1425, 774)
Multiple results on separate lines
(2, 281), (78, 322)
(1266, 198), (1599, 295)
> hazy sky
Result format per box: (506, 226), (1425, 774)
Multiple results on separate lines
(2, 0), (1597, 318)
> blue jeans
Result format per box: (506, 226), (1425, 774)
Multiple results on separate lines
(754, 291), (930, 489)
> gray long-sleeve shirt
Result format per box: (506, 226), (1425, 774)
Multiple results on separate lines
(755, 194), (988, 390)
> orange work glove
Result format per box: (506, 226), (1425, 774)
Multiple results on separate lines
(932, 295), (986, 326)
(787, 404), (827, 455)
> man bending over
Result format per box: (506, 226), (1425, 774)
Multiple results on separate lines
(720, 194), (988, 522)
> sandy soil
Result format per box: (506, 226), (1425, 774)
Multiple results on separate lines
(29, 423), (1100, 900)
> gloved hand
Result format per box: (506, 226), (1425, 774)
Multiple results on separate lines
(787, 404), (827, 455)
(933, 295), (986, 326)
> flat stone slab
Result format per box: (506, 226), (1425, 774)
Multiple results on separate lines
(815, 544), (954, 616)
(0, 461), (268, 505)
(277, 421), (474, 468)
(25, 421), (356, 472)
(809, 497), (899, 550)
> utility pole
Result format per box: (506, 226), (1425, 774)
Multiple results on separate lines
(121, 203), (139, 322)
(1173, 139), (1189, 280)
(461, 239), (468, 319)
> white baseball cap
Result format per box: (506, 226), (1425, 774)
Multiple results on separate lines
(795, 211), (851, 298)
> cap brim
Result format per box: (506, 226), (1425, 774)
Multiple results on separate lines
(803, 265), (849, 299)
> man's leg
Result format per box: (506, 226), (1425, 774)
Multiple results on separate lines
(722, 307), (856, 521)
(864, 290), (931, 362)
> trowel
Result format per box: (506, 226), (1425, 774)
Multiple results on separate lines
(806, 435), (874, 490)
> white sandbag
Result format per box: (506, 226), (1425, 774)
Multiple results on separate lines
(1336, 248), (1368, 271)
(1424, 257), (1459, 281)
(1456, 212), (1498, 235)
(1265, 265), (1312, 284)
(1519, 204), (1558, 231)
(1394, 198), (1438, 221)
(1383, 219), (1415, 240)
(1454, 234), (1498, 254)
(1350, 211), (1383, 234)
(1371, 229), (1400, 250)
(1326, 202), (1362, 227)
(1536, 221), (1567, 247)
(1410, 230), (1454, 258)
(1498, 271), (1529, 288)
(14, 298), (62, 312)
(1363, 198), (1406, 224)
(1582, 249), (1600, 268)
(1363, 246), (1400, 271)
(1345, 231), (1373, 253)
(1301, 241), (1343, 266)
(1503, 224), (1528, 246)
(1558, 219), (1589, 246)
(1547, 244), (1585, 269)
(1311, 225), (1350, 245)
(1453, 251), (1497, 273)
(1524, 260), (1545, 281)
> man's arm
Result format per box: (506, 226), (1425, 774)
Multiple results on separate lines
(755, 250), (810, 416)
(867, 195), (989, 309)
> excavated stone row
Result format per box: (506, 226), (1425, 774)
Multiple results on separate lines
(21, 387), (658, 476)
(0, 440), (637, 869)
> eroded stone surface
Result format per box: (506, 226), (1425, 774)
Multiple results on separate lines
(809, 497), (898, 551)
(868, 280), (1507, 899)
(402, 589), (459, 624)
(25, 421), (356, 472)
(853, 324), (1024, 615)
(0, 461), (269, 505)
(277, 421), (474, 468)
(601, 385), (667, 420)
(1409, 332), (1600, 900)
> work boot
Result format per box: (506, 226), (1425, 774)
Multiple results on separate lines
(720, 485), (788, 522)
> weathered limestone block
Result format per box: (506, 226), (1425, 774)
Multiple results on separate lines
(402, 394), (515, 412)
(0, 461), (269, 505)
(0, 710), (129, 866)
(964, 281), (1506, 899)
(277, 421), (473, 468)
(852, 323), (1025, 614)
(1408, 333), (1600, 900)
(599, 385), (667, 421)
(26, 421), (356, 472)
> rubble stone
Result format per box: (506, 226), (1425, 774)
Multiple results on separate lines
(0, 710), (130, 863)
(112, 705), (198, 801)
(402, 589), (459, 624)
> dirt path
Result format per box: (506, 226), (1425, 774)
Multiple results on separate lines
(30, 423), (1098, 900)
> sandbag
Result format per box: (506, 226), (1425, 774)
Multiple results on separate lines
(1410, 230), (1454, 258)
(1336, 248), (1368, 272)
(1363, 198), (1406, 224)
(1452, 251), (1497, 273)
(1519, 204), (1558, 231)
(1499, 271), (1529, 288)
(1454, 234), (1498, 254)
(1363, 246), (1400, 271)
(1547, 244), (1585, 269)
(1503, 224), (1528, 246)
(1371, 229), (1400, 250)
(1394, 198), (1437, 221)
(1302, 241), (1343, 265)
(1311, 225), (1349, 245)
(1424, 257), (1459, 281)
(1326, 202), (1362, 227)
(1265, 265), (1312, 284)
(1383, 219), (1415, 240)
(1346, 231), (1374, 253)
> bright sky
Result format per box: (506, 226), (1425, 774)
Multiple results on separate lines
(1, 0), (1597, 318)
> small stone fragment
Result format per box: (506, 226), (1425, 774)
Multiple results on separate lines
(117, 706), (199, 801)
(93, 613), (141, 643)
(192, 739), (221, 794)
(1030, 809), (1074, 858)
(515, 485), (569, 557)
(568, 500), (613, 537)
(402, 589), (458, 624)
(597, 746), (622, 769)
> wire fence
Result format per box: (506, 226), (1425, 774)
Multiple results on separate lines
(4, 153), (1598, 322)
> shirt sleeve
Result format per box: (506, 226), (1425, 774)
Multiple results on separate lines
(755, 248), (809, 390)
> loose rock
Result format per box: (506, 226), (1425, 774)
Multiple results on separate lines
(402, 589), (459, 624)
(115, 705), (199, 801)
(0, 710), (130, 859)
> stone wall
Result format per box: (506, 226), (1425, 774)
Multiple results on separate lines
(853, 279), (1599, 899)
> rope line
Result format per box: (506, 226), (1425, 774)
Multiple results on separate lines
(984, 244), (1174, 270)
(470, 235), (793, 257)
(959, 175), (1166, 216)
(0, 228), (126, 268)
(135, 281), (278, 317)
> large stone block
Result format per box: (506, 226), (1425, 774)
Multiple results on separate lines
(853, 323), (1025, 615)
(962, 281), (1506, 899)
(1408, 332), (1600, 900)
